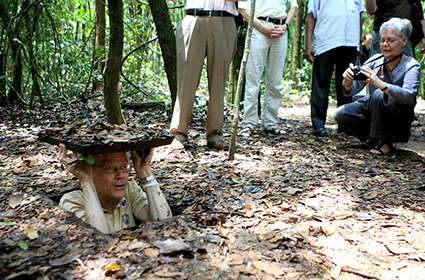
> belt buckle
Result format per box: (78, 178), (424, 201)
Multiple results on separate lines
(208, 10), (213, 16)
(193, 9), (198, 16)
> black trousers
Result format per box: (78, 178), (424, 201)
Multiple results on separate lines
(310, 46), (358, 130)
(335, 92), (414, 143)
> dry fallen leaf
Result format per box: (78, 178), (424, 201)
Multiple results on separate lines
(25, 226), (38, 240)
(8, 195), (23, 209)
(153, 239), (191, 255)
(128, 241), (150, 251)
(252, 260), (284, 277)
(330, 264), (342, 279)
(144, 248), (160, 258)
(104, 262), (124, 276)
(49, 254), (78, 267)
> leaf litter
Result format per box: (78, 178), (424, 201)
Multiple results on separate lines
(0, 101), (424, 279)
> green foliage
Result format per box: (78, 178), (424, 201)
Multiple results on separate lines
(79, 154), (95, 166)
(0, 0), (424, 107)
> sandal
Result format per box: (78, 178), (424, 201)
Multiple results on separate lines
(370, 140), (395, 156)
(239, 126), (254, 137)
(263, 127), (285, 136)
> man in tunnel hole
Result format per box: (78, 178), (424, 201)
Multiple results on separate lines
(59, 147), (172, 234)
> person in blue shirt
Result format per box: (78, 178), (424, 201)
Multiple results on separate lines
(305, 0), (363, 137)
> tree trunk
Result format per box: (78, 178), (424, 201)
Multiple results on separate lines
(0, 51), (6, 106)
(8, 40), (23, 104)
(1, 2), (23, 105)
(26, 2), (42, 106)
(93, 0), (106, 93)
(291, 0), (305, 84)
(147, 0), (177, 107)
(104, 0), (125, 125)
(229, 0), (256, 160)
(0, 3), (8, 106)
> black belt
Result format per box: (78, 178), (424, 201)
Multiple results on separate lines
(258, 16), (286, 25)
(185, 9), (234, 17)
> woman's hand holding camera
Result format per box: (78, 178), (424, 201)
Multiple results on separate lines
(342, 63), (356, 91)
(343, 64), (386, 92)
(356, 66), (386, 90)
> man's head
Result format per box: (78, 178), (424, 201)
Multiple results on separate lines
(91, 152), (129, 205)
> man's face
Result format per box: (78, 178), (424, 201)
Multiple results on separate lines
(92, 152), (129, 202)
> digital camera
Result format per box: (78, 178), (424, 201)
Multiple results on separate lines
(352, 66), (368, 81)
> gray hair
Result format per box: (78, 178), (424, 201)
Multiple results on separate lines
(380, 17), (413, 39)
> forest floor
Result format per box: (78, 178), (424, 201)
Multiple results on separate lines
(0, 98), (425, 280)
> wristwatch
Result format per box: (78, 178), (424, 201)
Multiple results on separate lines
(141, 175), (155, 184)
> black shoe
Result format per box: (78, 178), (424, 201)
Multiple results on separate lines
(313, 127), (328, 137)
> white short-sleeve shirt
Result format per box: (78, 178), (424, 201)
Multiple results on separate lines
(308, 0), (364, 55)
(238, 0), (298, 18)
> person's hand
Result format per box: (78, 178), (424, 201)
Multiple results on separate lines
(342, 63), (356, 91)
(58, 144), (92, 182)
(304, 44), (314, 63)
(261, 25), (285, 38)
(421, 38), (425, 53)
(131, 148), (153, 180)
(359, 65), (385, 89)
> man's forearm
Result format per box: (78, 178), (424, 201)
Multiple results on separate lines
(286, 6), (297, 25)
(81, 178), (110, 234)
(142, 177), (172, 221)
(305, 14), (315, 48)
(238, 8), (266, 34)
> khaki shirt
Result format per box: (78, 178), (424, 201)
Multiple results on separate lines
(59, 179), (170, 232)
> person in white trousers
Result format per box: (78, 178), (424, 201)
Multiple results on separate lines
(239, 0), (297, 137)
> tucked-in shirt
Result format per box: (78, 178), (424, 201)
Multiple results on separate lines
(185, 0), (238, 15)
(59, 178), (171, 233)
(238, 0), (298, 18)
(349, 54), (420, 108)
(307, 0), (363, 55)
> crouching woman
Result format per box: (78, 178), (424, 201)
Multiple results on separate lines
(336, 17), (420, 155)
(59, 147), (172, 233)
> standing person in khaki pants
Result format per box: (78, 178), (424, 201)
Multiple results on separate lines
(170, 0), (241, 150)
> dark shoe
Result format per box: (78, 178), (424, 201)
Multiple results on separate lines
(313, 127), (328, 137)
(207, 133), (225, 150)
(263, 127), (285, 136)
